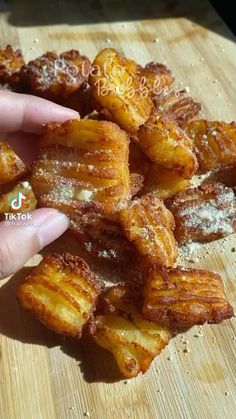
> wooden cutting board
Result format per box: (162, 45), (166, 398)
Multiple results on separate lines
(0, 1), (236, 418)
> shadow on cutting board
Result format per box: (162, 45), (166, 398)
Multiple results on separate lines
(0, 233), (126, 383)
(0, 266), (123, 382)
(62, 336), (123, 383)
(0, 267), (61, 347)
(1, 0), (235, 42)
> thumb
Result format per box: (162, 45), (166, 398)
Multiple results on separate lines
(0, 208), (69, 279)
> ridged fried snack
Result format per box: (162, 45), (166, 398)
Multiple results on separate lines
(89, 48), (154, 134)
(31, 119), (131, 230)
(143, 266), (234, 327)
(142, 164), (190, 199)
(0, 141), (27, 184)
(154, 89), (201, 128)
(21, 50), (91, 102)
(119, 193), (178, 267)
(137, 114), (198, 179)
(137, 62), (174, 99)
(89, 285), (171, 378)
(18, 253), (103, 338)
(0, 180), (37, 218)
(0, 44), (25, 89)
(166, 183), (236, 244)
(187, 119), (236, 172)
(72, 216), (137, 263)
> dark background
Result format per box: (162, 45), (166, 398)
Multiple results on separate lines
(211, 0), (236, 35)
(0, 1), (235, 43)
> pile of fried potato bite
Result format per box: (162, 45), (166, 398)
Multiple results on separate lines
(1, 45), (236, 379)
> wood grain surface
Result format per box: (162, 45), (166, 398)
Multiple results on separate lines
(0, 1), (236, 418)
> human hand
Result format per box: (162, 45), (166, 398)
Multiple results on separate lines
(0, 91), (79, 279)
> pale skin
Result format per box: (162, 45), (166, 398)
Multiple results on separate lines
(0, 91), (80, 279)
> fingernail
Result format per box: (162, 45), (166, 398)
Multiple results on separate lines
(32, 209), (70, 248)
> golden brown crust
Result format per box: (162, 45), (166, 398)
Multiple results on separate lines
(119, 193), (178, 267)
(166, 182), (236, 244)
(21, 50), (91, 102)
(18, 253), (103, 338)
(89, 284), (171, 378)
(187, 119), (236, 173)
(137, 62), (174, 99)
(142, 164), (190, 199)
(89, 48), (154, 134)
(0, 45), (25, 90)
(143, 266), (234, 327)
(0, 141), (27, 185)
(31, 119), (131, 231)
(137, 114), (198, 179)
(1, 45), (234, 378)
(154, 89), (201, 128)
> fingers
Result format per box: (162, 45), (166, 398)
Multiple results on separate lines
(0, 208), (69, 279)
(0, 91), (80, 134)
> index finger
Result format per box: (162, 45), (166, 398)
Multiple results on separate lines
(0, 91), (80, 134)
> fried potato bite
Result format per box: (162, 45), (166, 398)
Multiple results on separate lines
(0, 141), (27, 184)
(73, 217), (137, 263)
(187, 119), (236, 173)
(89, 285), (171, 378)
(137, 62), (174, 99)
(0, 180), (36, 218)
(143, 165), (190, 199)
(21, 50), (91, 102)
(166, 182), (236, 244)
(31, 119), (131, 230)
(119, 193), (178, 267)
(89, 48), (154, 134)
(18, 253), (103, 338)
(137, 114), (198, 179)
(0, 45), (25, 90)
(143, 266), (234, 327)
(154, 89), (201, 128)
